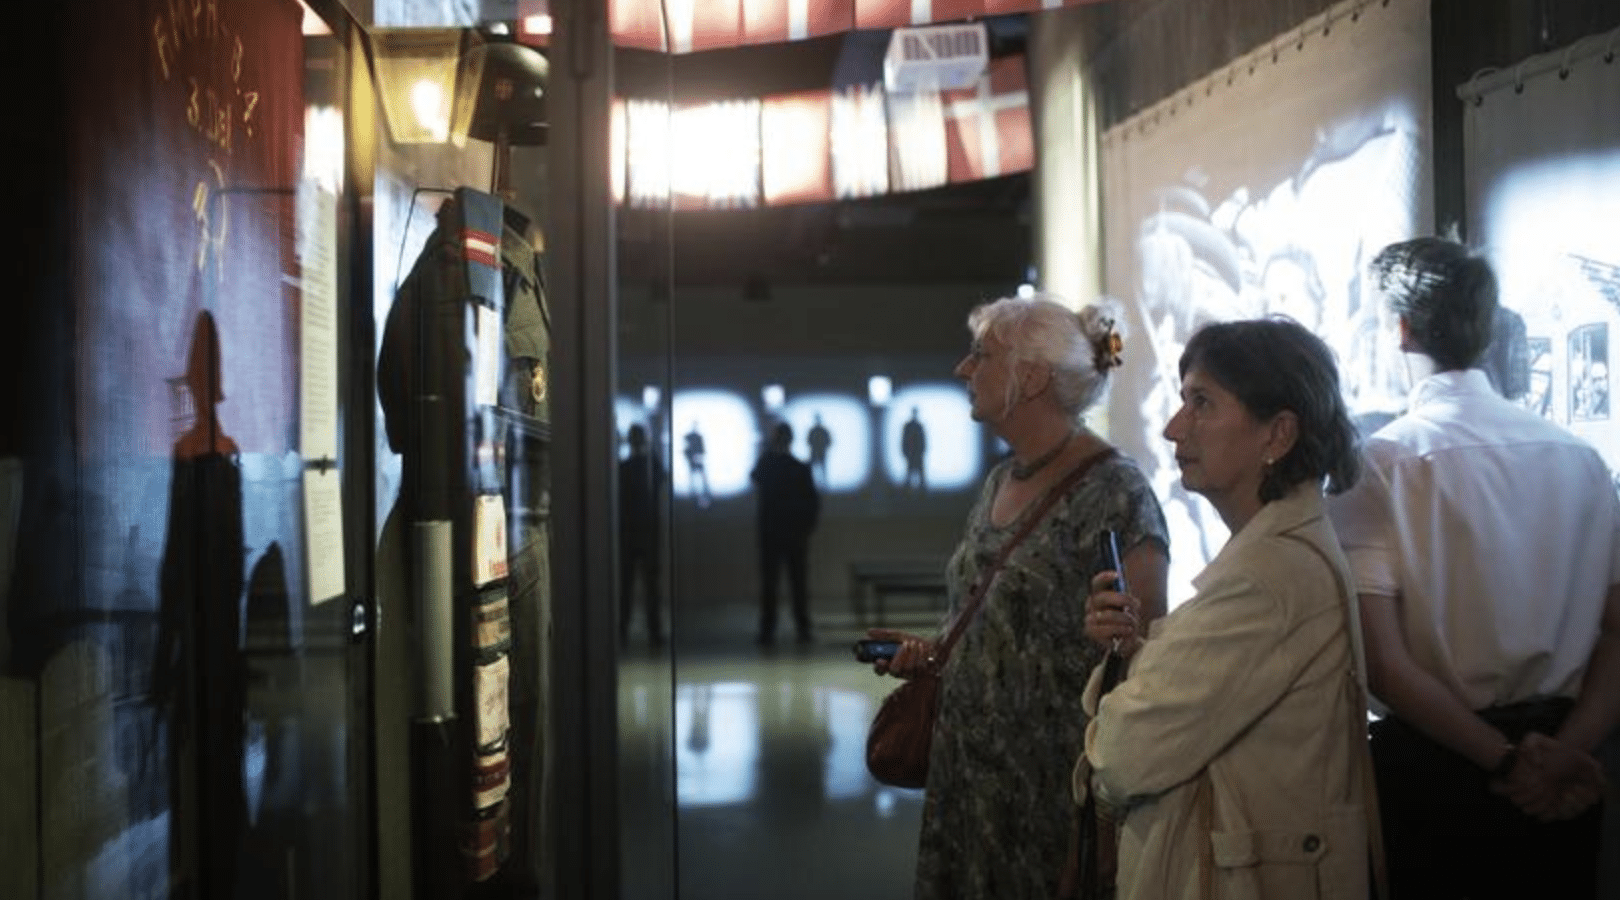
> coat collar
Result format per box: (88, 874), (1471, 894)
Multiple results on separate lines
(1192, 483), (1326, 592)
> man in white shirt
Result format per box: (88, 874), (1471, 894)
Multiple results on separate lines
(1330, 236), (1620, 899)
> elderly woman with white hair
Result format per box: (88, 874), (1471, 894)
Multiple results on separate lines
(868, 293), (1171, 899)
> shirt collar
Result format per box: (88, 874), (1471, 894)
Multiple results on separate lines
(1407, 368), (1494, 410)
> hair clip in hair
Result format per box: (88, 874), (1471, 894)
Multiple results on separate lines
(1094, 320), (1124, 372)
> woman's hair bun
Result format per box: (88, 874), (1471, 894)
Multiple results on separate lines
(1078, 299), (1125, 373)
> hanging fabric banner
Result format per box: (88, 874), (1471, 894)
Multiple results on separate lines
(944, 55), (1032, 182)
(592, 0), (1113, 53)
(1098, 0), (1432, 605)
(1462, 29), (1620, 472)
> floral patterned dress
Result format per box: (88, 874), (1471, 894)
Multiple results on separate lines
(915, 452), (1169, 899)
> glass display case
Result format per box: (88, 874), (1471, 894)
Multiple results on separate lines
(5, 2), (370, 897)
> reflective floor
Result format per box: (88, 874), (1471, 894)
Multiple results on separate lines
(618, 606), (932, 900)
(611, 604), (1620, 900)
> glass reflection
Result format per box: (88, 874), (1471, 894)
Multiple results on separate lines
(625, 652), (929, 899)
(669, 390), (758, 500)
(670, 672), (912, 808)
(780, 395), (871, 493)
(615, 382), (982, 500)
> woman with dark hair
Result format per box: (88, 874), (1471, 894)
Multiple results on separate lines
(1078, 317), (1373, 899)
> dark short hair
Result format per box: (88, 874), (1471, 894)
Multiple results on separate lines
(1370, 237), (1498, 370)
(772, 421), (793, 448)
(1180, 318), (1360, 500)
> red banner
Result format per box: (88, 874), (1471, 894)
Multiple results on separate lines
(615, 56), (1035, 207)
(742, 0), (855, 45)
(943, 55), (1033, 183)
(590, 0), (1115, 53)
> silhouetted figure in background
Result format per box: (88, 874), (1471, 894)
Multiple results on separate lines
(618, 424), (664, 647)
(807, 414), (832, 488)
(751, 422), (820, 645)
(239, 541), (302, 900)
(683, 422), (711, 507)
(901, 406), (928, 491)
(154, 310), (248, 900)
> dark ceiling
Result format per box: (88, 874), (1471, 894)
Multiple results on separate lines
(616, 173), (1032, 289)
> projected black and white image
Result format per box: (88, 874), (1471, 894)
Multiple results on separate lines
(1524, 337), (1555, 419)
(1092, 0), (1439, 606)
(613, 376), (981, 506)
(1570, 324), (1610, 423)
(1110, 106), (1426, 599)
(1480, 148), (1620, 470)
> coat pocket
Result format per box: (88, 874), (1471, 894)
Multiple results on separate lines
(1208, 807), (1366, 900)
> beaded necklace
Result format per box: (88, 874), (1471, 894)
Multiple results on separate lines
(1010, 430), (1075, 481)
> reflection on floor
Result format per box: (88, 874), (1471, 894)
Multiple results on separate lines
(618, 610), (930, 900)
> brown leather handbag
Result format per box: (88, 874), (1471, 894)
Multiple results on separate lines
(865, 667), (945, 788)
(865, 449), (1117, 789)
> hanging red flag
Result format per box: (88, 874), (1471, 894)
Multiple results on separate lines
(855, 0), (986, 30)
(942, 55), (1034, 182)
(742, 0), (855, 45)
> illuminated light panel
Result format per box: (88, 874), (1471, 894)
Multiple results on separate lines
(610, 99), (628, 206)
(409, 78), (451, 143)
(761, 91), (834, 205)
(831, 83), (890, 199)
(671, 388), (760, 499)
(887, 89), (947, 193)
(882, 384), (978, 490)
(301, 106), (345, 194)
(761, 383), (785, 411)
(781, 394), (872, 493)
(626, 99), (672, 208)
(670, 100), (762, 209)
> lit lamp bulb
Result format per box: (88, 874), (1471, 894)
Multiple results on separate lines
(410, 79), (450, 143)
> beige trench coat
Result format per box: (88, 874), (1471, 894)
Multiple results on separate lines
(1079, 486), (1373, 900)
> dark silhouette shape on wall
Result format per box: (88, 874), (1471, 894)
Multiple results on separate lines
(751, 422), (820, 646)
(154, 309), (248, 900)
(684, 422), (712, 507)
(901, 407), (928, 492)
(618, 424), (664, 647)
(806, 414), (832, 488)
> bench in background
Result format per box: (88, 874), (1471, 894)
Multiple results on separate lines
(848, 558), (949, 627)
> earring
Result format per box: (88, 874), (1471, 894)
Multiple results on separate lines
(1263, 457), (1274, 467)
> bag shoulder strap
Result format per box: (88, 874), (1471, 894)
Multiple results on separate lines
(1286, 531), (1389, 900)
(937, 447), (1118, 660)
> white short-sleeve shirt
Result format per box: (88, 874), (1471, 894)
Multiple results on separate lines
(1329, 369), (1620, 710)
